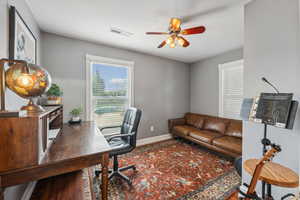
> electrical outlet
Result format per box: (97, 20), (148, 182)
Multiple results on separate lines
(150, 126), (154, 132)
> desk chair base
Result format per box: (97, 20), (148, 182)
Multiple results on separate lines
(95, 155), (136, 185)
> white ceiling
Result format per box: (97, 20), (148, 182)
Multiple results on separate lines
(26, 0), (246, 63)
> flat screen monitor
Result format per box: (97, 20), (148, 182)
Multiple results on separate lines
(255, 93), (293, 128)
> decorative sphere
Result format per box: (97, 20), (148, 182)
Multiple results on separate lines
(5, 63), (52, 99)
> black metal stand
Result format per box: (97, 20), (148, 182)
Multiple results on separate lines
(261, 123), (273, 200)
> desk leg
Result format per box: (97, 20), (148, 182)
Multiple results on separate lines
(0, 187), (3, 200)
(101, 153), (109, 200)
(0, 177), (4, 200)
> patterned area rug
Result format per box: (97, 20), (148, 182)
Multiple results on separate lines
(93, 139), (240, 200)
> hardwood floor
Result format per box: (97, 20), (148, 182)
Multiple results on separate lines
(30, 170), (93, 200)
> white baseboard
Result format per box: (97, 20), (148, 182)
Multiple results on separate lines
(137, 134), (172, 147)
(21, 181), (37, 200)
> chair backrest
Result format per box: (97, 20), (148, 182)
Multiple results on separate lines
(121, 107), (142, 148)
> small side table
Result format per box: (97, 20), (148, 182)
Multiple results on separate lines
(244, 159), (299, 199)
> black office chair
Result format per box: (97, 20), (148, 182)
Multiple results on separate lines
(95, 107), (142, 185)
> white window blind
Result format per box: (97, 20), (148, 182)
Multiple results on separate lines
(219, 60), (244, 120)
(86, 55), (134, 131)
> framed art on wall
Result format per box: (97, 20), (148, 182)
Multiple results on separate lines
(9, 6), (37, 64)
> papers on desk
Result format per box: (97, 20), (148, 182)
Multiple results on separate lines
(48, 129), (60, 146)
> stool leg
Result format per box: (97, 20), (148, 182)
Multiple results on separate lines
(262, 181), (266, 199)
(267, 183), (273, 200)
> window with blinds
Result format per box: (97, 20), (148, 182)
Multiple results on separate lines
(86, 55), (134, 132)
(219, 60), (244, 120)
(92, 63), (132, 129)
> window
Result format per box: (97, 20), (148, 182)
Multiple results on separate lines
(219, 60), (243, 120)
(86, 55), (134, 128)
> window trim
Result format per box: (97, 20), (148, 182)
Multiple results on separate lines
(218, 59), (244, 118)
(85, 54), (134, 121)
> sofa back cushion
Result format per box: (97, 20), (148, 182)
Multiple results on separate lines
(225, 120), (242, 138)
(203, 118), (228, 134)
(185, 113), (205, 129)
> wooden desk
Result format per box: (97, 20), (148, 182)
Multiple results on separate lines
(0, 122), (111, 200)
(0, 106), (63, 173)
(244, 159), (299, 188)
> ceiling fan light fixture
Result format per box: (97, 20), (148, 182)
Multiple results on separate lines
(146, 18), (205, 49)
(177, 37), (185, 46)
(169, 42), (176, 48)
(166, 36), (174, 45)
(170, 18), (181, 31)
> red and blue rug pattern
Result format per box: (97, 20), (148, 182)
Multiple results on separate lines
(93, 139), (240, 200)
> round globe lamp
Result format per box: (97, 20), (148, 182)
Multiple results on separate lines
(0, 59), (52, 113)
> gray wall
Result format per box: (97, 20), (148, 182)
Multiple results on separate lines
(42, 32), (190, 139)
(190, 48), (243, 115)
(0, 0), (41, 199)
(243, 0), (299, 197)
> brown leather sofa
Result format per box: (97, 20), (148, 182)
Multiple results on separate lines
(168, 113), (242, 158)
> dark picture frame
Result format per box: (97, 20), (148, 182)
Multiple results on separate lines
(9, 6), (37, 64)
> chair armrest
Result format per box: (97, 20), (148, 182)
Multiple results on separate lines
(107, 133), (135, 142)
(100, 125), (122, 132)
(103, 133), (121, 139)
(168, 118), (185, 133)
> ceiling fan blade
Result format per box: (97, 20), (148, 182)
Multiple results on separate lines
(157, 41), (167, 48)
(178, 36), (190, 47)
(146, 32), (169, 35)
(169, 18), (182, 31)
(181, 26), (206, 35)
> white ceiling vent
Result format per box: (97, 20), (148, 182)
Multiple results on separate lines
(110, 27), (133, 37)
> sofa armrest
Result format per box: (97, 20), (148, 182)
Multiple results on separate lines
(168, 118), (185, 133)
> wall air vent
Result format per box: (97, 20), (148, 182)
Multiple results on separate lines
(110, 27), (133, 37)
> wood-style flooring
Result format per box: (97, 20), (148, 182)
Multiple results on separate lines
(30, 170), (95, 200)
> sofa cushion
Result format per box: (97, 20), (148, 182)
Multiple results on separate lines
(185, 113), (205, 129)
(225, 120), (242, 138)
(189, 129), (223, 144)
(173, 125), (198, 136)
(203, 119), (228, 134)
(212, 136), (242, 154)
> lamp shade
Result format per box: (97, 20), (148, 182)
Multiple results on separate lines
(5, 63), (51, 99)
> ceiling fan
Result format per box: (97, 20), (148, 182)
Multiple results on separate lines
(146, 18), (206, 48)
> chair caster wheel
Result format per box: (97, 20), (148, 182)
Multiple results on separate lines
(95, 171), (101, 177)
